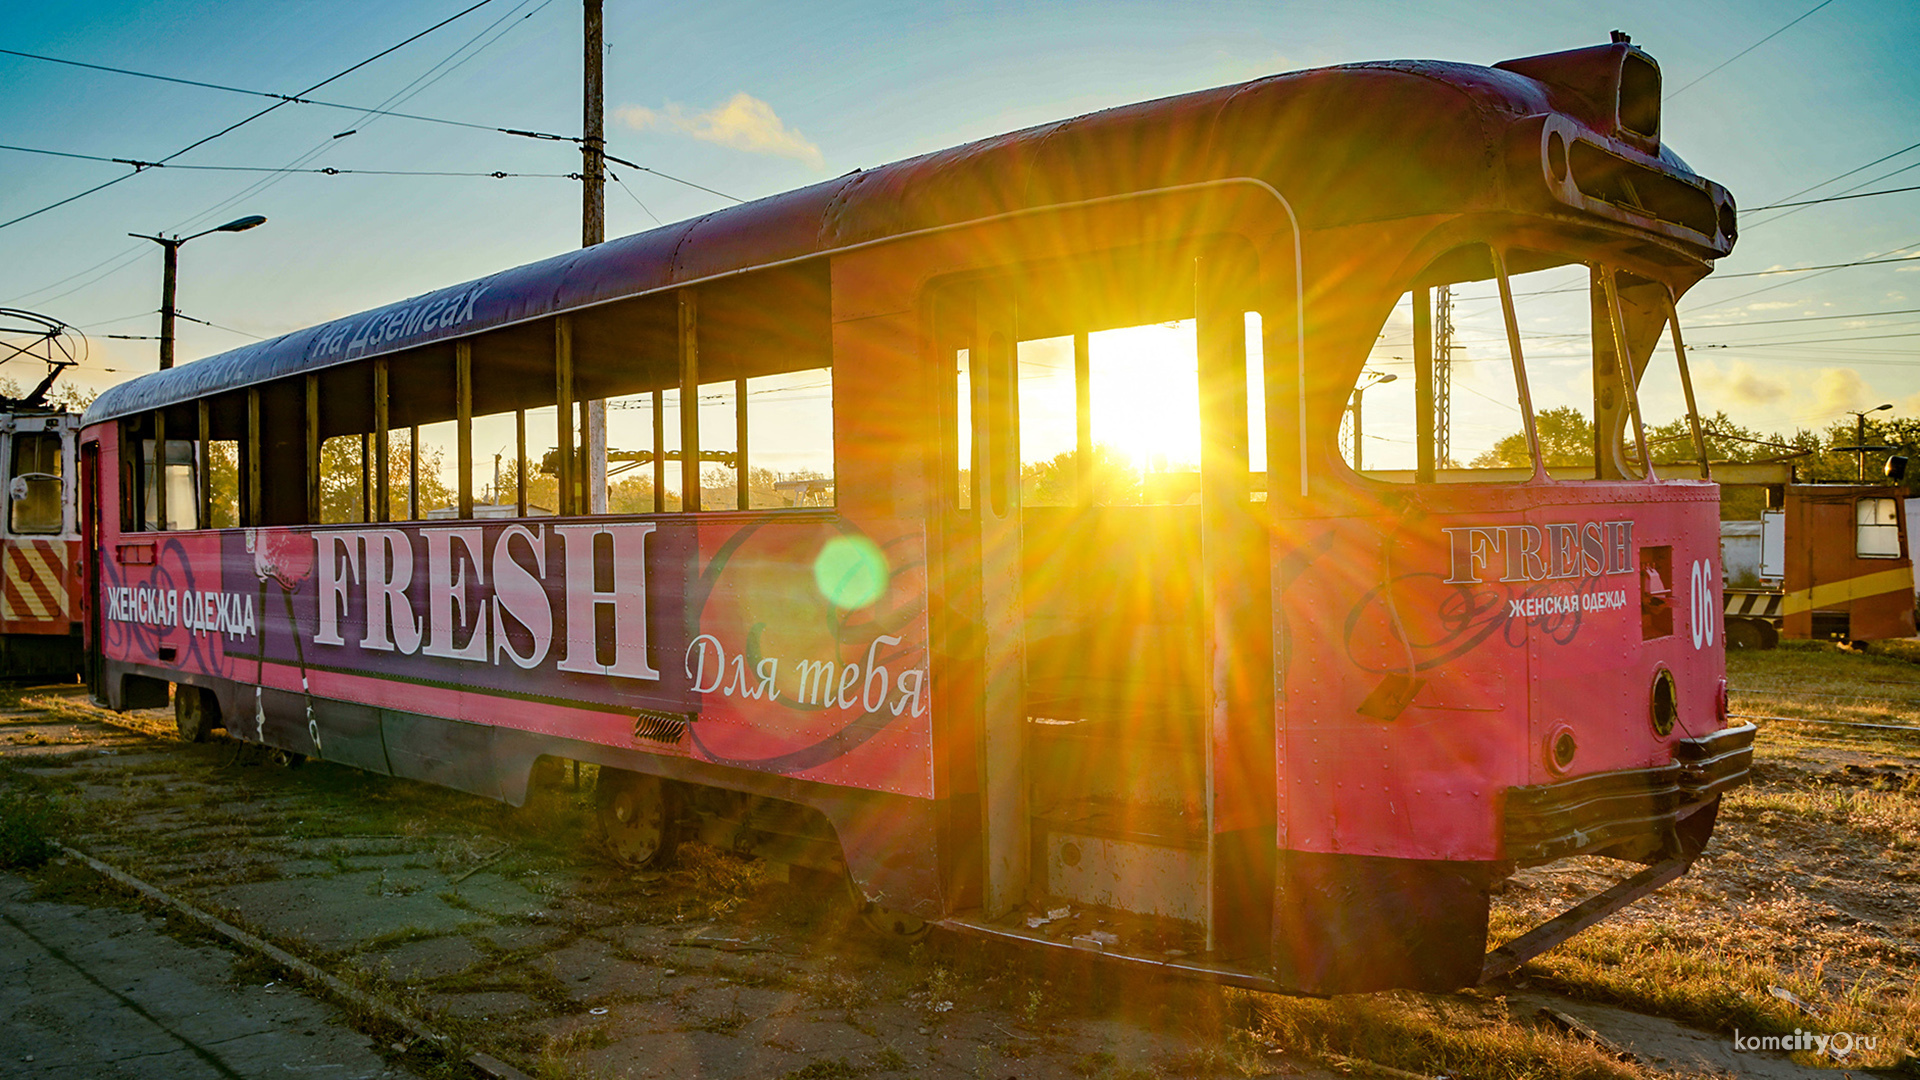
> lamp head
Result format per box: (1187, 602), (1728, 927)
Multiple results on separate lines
(216, 215), (267, 233)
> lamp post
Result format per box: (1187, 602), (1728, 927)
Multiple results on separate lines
(1350, 370), (1397, 472)
(129, 214), (266, 370)
(1837, 403), (1893, 482)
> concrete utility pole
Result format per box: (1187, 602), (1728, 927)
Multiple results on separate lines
(582, 0), (609, 512)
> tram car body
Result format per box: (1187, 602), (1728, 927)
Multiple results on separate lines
(0, 408), (82, 679)
(82, 40), (1753, 993)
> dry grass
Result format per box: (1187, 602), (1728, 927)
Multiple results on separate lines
(1488, 640), (1920, 1068)
(1247, 989), (1657, 1080)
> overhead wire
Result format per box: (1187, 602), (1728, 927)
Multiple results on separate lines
(0, 143), (572, 178)
(170, 0), (549, 239)
(1746, 181), (1920, 212)
(0, 0), (503, 233)
(1744, 158), (1920, 229)
(0, 46), (569, 143)
(1740, 138), (1920, 220)
(1665, 0), (1840, 99)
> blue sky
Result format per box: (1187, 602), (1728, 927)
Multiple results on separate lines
(3, 0), (1917, 441)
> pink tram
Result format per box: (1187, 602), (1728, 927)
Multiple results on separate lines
(83, 39), (1753, 993)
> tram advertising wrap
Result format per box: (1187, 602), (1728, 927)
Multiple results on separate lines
(98, 517), (934, 797)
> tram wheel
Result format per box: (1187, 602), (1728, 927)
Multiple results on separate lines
(174, 685), (217, 743)
(1724, 618), (1766, 651)
(846, 870), (932, 943)
(597, 770), (678, 869)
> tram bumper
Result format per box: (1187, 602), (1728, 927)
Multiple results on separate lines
(1271, 724), (1755, 996)
(1503, 722), (1756, 865)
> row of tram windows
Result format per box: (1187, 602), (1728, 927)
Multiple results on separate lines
(936, 244), (1711, 512)
(1341, 247), (1712, 484)
(119, 300), (837, 532)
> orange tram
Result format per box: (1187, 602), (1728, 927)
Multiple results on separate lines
(83, 38), (1753, 993)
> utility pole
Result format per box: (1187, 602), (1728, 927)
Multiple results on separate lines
(582, 0), (609, 513)
(158, 239), (179, 371)
(130, 214), (266, 370)
(1838, 403), (1893, 482)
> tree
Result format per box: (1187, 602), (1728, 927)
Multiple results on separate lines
(1471, 405), (1594, 468)
(316, 437), (455, 523)
(1021, 444), (1143, 505)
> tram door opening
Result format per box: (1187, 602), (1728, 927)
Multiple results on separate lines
(946, 244), (1273, 954)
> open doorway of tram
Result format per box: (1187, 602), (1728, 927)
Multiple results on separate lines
(936, 238), (1273, 956)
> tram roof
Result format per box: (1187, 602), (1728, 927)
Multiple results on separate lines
(87, 43), (1725, 428)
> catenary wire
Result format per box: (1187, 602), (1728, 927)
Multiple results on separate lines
(0, 0), (502, 233)
(0, 46), (569, 143)
(1665, 0), (1840, 99)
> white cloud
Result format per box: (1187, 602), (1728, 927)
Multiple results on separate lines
(1810, 367), (1877, 420)
(1744, 301), (1798, 310)
(616, 93), (824, 169)
(1696, 359), (1788, 407)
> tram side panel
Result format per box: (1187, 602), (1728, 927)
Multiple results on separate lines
(91, 414), (942, 910)
(1272, 484), (1727, 994)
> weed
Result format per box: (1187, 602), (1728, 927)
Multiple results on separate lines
(0, 786), (66, 868)
(1251, 990), (1646, 1079)
(868, 1046), (908, 1071)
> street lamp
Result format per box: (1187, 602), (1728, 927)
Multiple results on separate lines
(1349, 370), (1398, 472)
(1835, 403), (1893, 482)
(129, 214), (267, 370)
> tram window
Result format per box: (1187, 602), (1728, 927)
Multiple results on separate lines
(656, 388), (684, 511)
(955, 349), (972, 510)
(692, 379), (741, 510)
(1609, 269), (1712, 480)
(469, 411), (518, 514)
(945, 262), (1260, 509)
(318, 434), (370, 524)
(414, 420), (460, 519)
(141, 440), (196, 531)
(743, 368), (834, 508)
(1500, 262), (1599, 477)
(8, 432), (63, 535)
(600, 392), (656, 513)
(1348, 250), (1591, 483)
(1088, 319), (1200, 504)
(390, 426), (423, 520)
(206, 439), (240, 528)
(1018, 335), (1078, 507)
(1246, 311), (1267, 499)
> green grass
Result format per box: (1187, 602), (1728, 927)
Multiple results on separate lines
(0, 784), (66, 868)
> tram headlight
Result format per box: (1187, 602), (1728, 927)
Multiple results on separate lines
(1650, 668), (1679, 737)
(1545, 724), (1578, 775)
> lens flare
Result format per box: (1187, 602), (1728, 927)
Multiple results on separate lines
(814, 534), (886, 610)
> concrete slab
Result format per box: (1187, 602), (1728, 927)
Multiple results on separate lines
(212, 876), (491, 953)
(0, 872), (408, 1079)
(366, 935), (489, 982)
